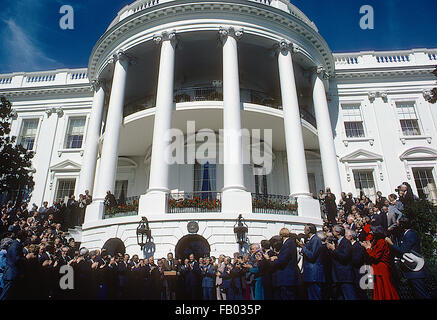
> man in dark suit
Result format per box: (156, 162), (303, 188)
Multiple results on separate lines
(0, 230), (26, 300)
(201, 257), (215, 300)
(185, 253), (201, 300)
(346, 229), (368, 300)
(297, 224), (325, 300)
(386, 217), (431, 299)
(265, 228), (300, 300)
(164, 252), (179, 300)
(326, 224), (357, 300)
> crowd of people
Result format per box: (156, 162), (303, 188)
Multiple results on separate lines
(0, 182), (434, 300)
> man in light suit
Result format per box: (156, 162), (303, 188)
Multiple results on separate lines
(0, 230), (27, 300)
(326, 224), (357, 300)
(215, 255), (226, 300)
(297, 223), (325, 300)
(265, 228), (300, 300)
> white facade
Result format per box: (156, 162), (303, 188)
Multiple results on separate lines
(1, 0), (437, 258)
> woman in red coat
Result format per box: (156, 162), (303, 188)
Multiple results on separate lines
(361, 226), (399, 300)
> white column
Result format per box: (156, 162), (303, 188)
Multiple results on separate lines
(139, 31), (176, 215)
(277, 41), (321, 220)
(312, 67), (342, 198)
(78, 80), (105, 195)
(85, 50), (129, 223)
(220, 27), (252, 214)
(277, 40), (311, 198)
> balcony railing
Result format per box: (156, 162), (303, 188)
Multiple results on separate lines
(252, 193), (298, 215)
(123, 86), (317, 128)
(103, 196), (139, 219)
(167, 191), (222, 213)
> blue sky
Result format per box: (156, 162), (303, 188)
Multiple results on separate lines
(0, 0), (436, 73)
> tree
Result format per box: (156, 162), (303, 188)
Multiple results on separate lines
(0, 96), (35, 205)
(403, 200), (437, 277)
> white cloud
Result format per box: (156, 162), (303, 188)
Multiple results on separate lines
(1, 19), (61, 72)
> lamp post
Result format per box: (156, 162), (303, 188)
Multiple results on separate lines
(233, 214), (248, 246)
(136, 217), (152, 250)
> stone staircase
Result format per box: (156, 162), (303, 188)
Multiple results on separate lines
(65, 226), (83, 243)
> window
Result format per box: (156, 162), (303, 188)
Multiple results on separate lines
(55, 179), (76, 201)
(396, 102), (421, 136)
(353, 170), (376, 201)
(194, 161), (216, 200)
(64, 117), (86, 149)
(114, 180), (128, 204)
(413, 168), (436, 199)
(19, 119), (39, 150)
(254, 164), (268, 195)
(342, 105), (365, 138)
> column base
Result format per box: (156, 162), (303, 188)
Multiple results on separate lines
(84, 200), (104, 224)
(297, 197), (322, 220)
(139, 190), (168, 215)
(221, 189), (252, 214)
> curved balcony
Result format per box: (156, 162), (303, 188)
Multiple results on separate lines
(101, 192), (300, 218)
(123, 86), (317, 128)
(108, 0), (318, 32)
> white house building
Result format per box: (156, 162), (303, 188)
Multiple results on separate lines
(1, 0), (437, 258)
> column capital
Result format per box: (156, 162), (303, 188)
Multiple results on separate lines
(218, 26), (244, 43)
(91, 79), (107, 92)
(108, 49), (135, 66)
(314, 65), (330, 80)
(275, 39), (300, 55)
(153, 30), (177, 45)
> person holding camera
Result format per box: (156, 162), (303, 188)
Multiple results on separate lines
(385, 217), (431, 299)
(326, 224), (357, 300)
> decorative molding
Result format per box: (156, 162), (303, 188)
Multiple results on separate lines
(49, 159), (82, 172)
(423, 89), (433, 101)
(153, 30), (177, 45)
(399, 146), (437, 161)
(400, 135), (432, 145)
(316, 65), (330, 80)
(368, 91), (388, 103)
(340, 149), (383, 163)
(87, 2), (335, 80)
(342, 138), (375, 147)
(218, 26), (244, 43)
(45, 107), (64, 118)
(0, 85), (92, 98)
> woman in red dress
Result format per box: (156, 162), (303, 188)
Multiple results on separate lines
(361, 226), (400, 300)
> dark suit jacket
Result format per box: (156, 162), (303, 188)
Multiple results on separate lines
(269, 238), (299, 287)
(3, 239), (24, 281)
(351, 241), (366, 284)
(301, 235), (326, 283)
(201, 264), (216, 288)
(329, 237), (354, 283)
(390, 229), (427, 279)
(185, 261), (201, 287)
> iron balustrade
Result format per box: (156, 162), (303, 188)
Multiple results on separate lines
(122, 86), (317, 129)
(103, 195), (139, 219)
(252, 193), (298, 215)
(167, 191), (222, 213)
(174, 86), (223, 102)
